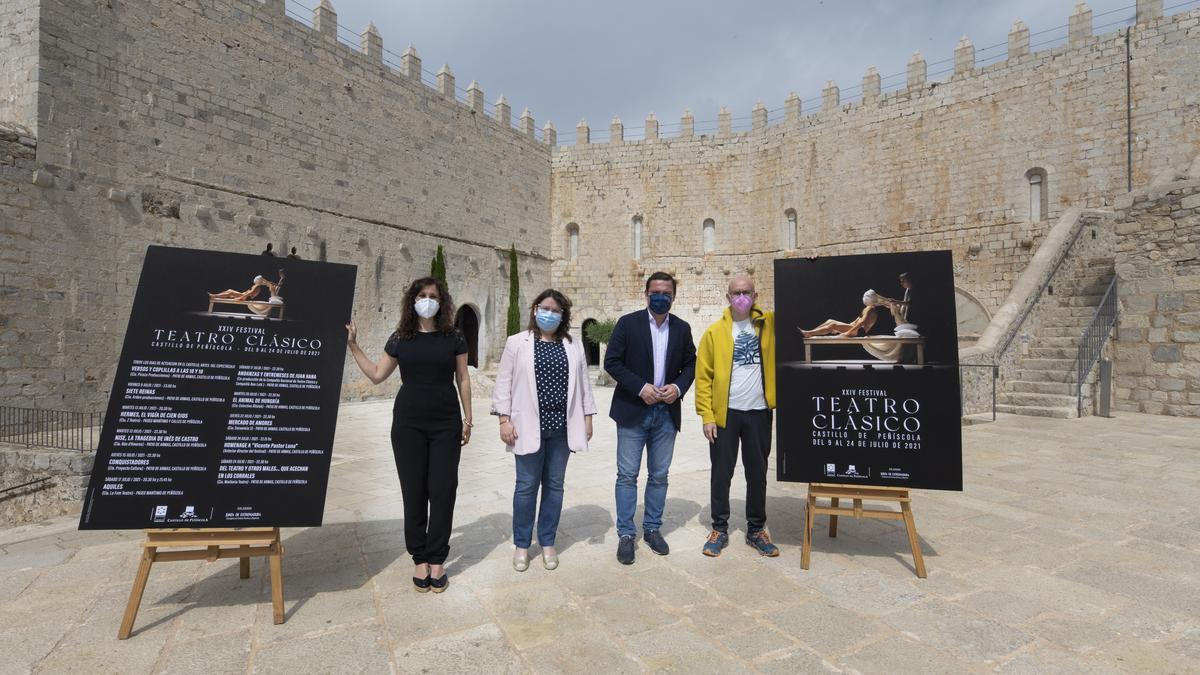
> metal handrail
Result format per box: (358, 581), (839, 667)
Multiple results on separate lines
(0, 406), (98, 451)
(1075, 276), (1119, 417)
(0, 477), (53, 496)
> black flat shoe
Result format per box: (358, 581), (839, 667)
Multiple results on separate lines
(430, 574), (449, 593)
(412, 575), (432, 593)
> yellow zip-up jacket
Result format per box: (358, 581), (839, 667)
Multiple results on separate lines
(695, 305), (776, 428)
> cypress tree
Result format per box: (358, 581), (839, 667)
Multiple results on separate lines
(506, 245), (520, 336)
(430, 245), (447, 282)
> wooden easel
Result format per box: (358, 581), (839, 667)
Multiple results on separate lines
(118, 527), (286, 639)
(801, 483), (927, 578)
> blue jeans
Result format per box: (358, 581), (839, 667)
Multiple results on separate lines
(513, 428), (571, 548)
(615, 404), (677, 538)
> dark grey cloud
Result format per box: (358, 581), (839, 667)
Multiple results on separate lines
(293, 0), (1142, 140)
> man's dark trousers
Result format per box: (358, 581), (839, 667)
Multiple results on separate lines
(709, 408), (772, 533)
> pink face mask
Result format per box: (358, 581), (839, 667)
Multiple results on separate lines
(730, 294), (753, 314)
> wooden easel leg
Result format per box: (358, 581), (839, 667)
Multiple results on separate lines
(801, 492), (815, 570)
(828, 497), (839, 537)
(239, 545), (250, 579)
(268, 538), (285, 624)
(901, 500), (927, 579)
(118, 546), (156, 640)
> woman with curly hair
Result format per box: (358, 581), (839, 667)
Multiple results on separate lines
(346, 276), (472, 594)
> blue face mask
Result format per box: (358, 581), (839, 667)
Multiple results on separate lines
(648, 292), (672, 315)
(535, 309), (562, 332)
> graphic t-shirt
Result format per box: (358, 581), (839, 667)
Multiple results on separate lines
(728, 319), (767, 412)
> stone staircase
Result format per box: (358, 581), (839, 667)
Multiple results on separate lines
(996, 257), (1115, 418)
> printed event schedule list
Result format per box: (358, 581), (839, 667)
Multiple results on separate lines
(223, 364), (322, 487)
(99, 357), (326, 510)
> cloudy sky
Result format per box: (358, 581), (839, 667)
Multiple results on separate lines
(287, 0), (1163, 140)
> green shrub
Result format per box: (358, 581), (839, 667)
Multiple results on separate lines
(584, 318), (616, 345)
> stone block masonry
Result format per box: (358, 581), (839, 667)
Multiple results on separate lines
(0, 0), (39, 135)
(550, 5), (1200, 343)
(0, 0), (554, 413)
(2, 0), (1199, 419)
(1111, 182), (1200, 416)
(0, 442), (94, 526)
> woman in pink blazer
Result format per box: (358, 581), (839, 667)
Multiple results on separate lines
(492, 289), (597, 572)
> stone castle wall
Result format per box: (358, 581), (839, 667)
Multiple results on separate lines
(550, 7), (1200, 336)
(1112, 181), (1200, 416)
(2, 0), (1200, 420)
(0, 0), (555, 412)
(0, 442), (94, 526)
(0, 0), (39, 135)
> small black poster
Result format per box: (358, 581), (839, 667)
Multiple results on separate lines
(775, 251), (962, 491)
(79, 246), (357, 529)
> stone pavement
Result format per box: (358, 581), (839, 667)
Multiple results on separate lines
(1, 386), (1199, 674)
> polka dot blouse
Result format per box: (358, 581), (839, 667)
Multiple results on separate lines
(534, 339), (569, 432)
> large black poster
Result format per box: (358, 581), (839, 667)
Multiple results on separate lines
(775, 251), (962, 491)
(80, 246), (357, 529)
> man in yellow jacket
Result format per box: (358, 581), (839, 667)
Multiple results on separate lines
(695, 274), (779, 557)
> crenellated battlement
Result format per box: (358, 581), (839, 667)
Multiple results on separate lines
(240, 0), (553, 148)
(3, 0), (1198, 419)
(547, 0), (1199, 384)
(0, 0), (558, 411)
(560, 0), (1196, 148)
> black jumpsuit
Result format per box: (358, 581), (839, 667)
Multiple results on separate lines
(385, 329), (467, 565)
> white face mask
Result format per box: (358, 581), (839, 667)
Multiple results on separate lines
(414, 297), (440, 319)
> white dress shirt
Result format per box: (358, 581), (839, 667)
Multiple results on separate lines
(648, 310), (670, 388)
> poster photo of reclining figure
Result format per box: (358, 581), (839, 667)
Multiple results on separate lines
(775, 251), (962, 491)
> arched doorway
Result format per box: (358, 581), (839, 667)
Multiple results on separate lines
(455, 305), (480, 367)
(581, 318), (600, 366)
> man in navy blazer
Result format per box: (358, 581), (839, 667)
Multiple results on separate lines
(604, 271), (697, 565)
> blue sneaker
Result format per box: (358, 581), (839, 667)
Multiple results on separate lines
(702, 530), (729, 557)
(746, 529), (780, 557)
